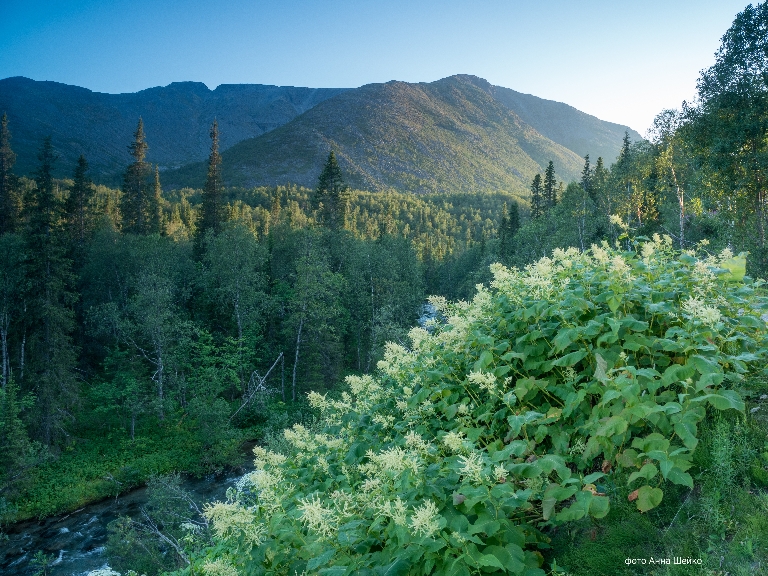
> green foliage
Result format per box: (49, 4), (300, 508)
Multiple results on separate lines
(0, 112), (20, 234)
(22, 137), (79, 445)
(197, 120), (226, 246)
(106, 473), (210, 575)
(183, 240), (768, 575)
(121, 119), (162, 235)
(314, 151), (349, 230)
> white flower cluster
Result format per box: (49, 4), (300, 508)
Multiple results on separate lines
(609, 214), (629, 230)
(408, 326), (432, 352)
(360, 446), (421, 477)
(404, 430), (433, 455)
(307, 390), (329, 410)
(457, 451), (486, 485)
(591, 243), (610, 264)
(346, 374), (383, 405)
(610, 255), (631, 280)
(373, 496), (408, 527)
(409, 500), (443, 538)
(202, 559), (239, 576)
(521, 257), (556, 298)
(372, 413), (396, 428)
(377, 342), (413, 378)
(467, 370), (498, 393)
(682, 296), (722, 326)
(253, 446), (287, 469)
(441, 430), (467, 453)
(203, 501), (266, 548)
(297, 495), (338, 538)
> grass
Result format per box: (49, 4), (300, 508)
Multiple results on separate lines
(3, 397), (316, 524)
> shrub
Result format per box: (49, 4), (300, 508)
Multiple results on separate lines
(189, 237), (768, 575)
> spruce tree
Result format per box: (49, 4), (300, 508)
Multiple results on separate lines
(0, 113), (18, 235)
(22, 138), (77, 445)
(580, 155), (592, 197)
(198, 120), (225, 246)
(66, 154), (94, 252)
(121, 119), (159, 234)
(593, 157), (608, 203)
(152, 164), (163, 234)
(507, 200), (520, 237)
(314, 151), (349, 229)
(498, 201), (521, 262)
(530, 173), (543, 219)
(543, 161), (557, 210)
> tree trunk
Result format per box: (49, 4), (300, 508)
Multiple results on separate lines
(156, 342), (164, 421)
(1, 318), (8, 389)
(292, 316), (304, 402)
(670, 164), (684, 249)
(19, 330), (24, 381)
(234, 295), (244, 391)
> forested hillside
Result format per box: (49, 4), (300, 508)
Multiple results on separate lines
(0, 77), (347, 179)
(163, 75), (620, 195)
(0, 75), (639, 193)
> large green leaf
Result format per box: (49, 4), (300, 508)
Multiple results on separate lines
(590, 495), (610, 518)
(594, 416), (628, 438)
(308, 549), (336, 571)
(690, 390), (744, 411)
(635, 485), (664, 512)
(720, 253), (746, 282)
(628, 463), (658, 485)
(552, 349), (588, 367)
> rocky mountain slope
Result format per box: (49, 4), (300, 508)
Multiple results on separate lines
(165, 75), (639, 196)
(0, 75), (641, 195)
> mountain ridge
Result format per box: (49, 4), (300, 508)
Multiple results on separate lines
(0, 75), (641, 194)
(165, 75), (635, 196)
(0, 76), (348, 180)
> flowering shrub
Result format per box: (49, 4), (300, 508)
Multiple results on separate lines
(189, 238), (767, 575)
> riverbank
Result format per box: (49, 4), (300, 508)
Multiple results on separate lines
(2, 421), (253, 525)
(0, 464), (253, 576)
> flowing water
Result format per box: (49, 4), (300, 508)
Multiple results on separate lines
(0, 466), (252, 576)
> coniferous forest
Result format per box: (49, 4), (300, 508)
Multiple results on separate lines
(2, 3), (768, 576)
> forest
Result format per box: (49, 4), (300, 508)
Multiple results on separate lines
(1, 2), (768, 575)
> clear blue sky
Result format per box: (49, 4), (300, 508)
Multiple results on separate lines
(0, 0), (752, 135)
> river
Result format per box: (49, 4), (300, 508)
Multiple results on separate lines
(0, 466), (252, 576)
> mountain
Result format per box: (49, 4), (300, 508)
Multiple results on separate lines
(0, 75), (641, 195)
(165, 75), (640, 196)
(0, 76), (347, 180)
(482, 80), (641, 163)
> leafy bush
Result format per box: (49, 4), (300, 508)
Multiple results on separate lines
(188, 237), (768, 575)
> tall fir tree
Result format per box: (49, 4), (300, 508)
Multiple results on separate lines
(314, 151), (349, 230)
(498, 201), (521, 262)
(65, 154), (94, 255)
(152, 164), (163, 234)
(197, 120), (225, 250)
(0, 113), (18, 235)
(580, 155), (592, 196)
(530, 173), (543, 219)
(22, 138), (78, 445)
(121, 119), (160, 235)
(543, 161), (557, 210)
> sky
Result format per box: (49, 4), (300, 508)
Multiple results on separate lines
(0, 0), (752, 135)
